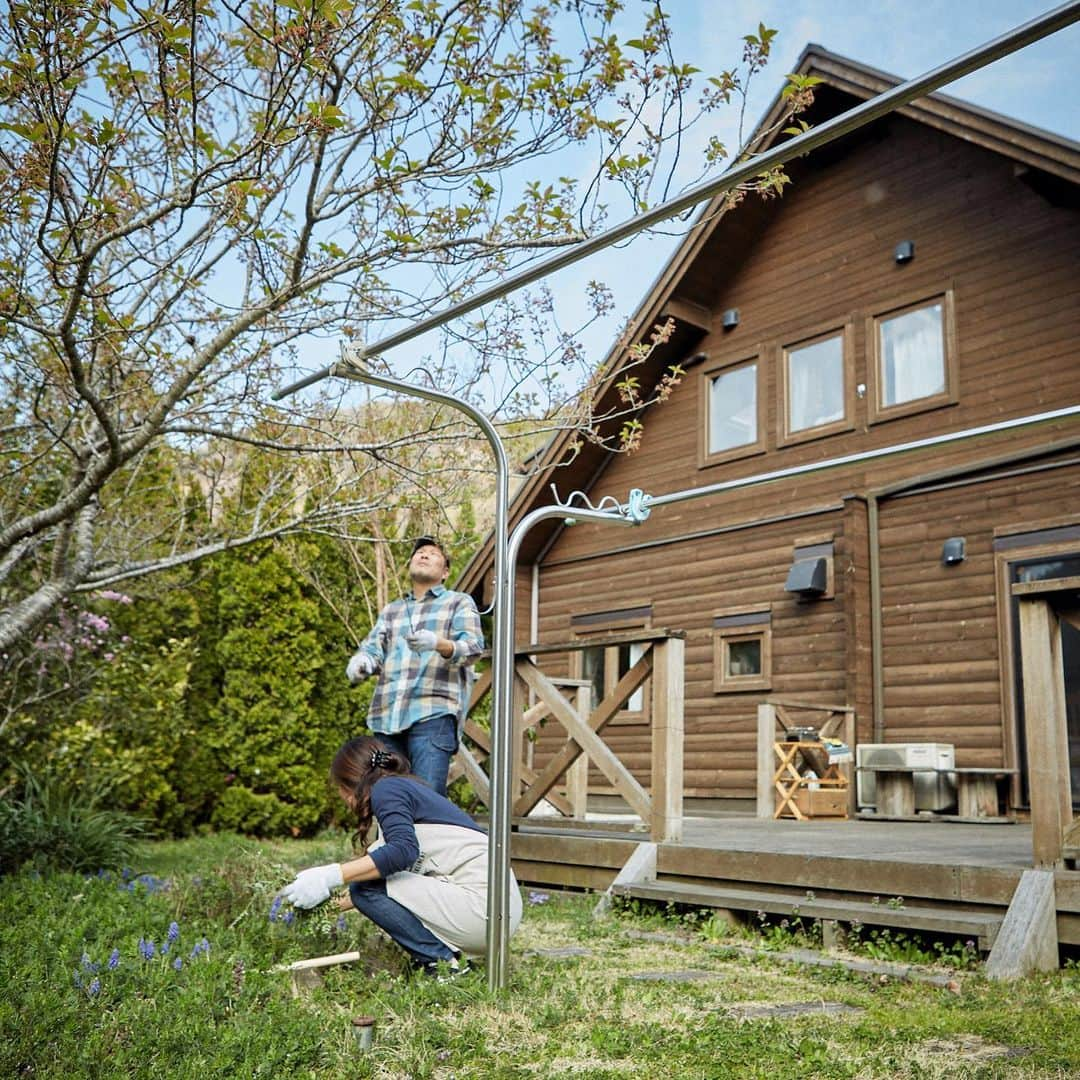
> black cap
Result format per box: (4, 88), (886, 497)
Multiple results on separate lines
(410, 536), (449, 567)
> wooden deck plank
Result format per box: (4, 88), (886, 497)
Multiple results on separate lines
(655, 847), (1022, 906)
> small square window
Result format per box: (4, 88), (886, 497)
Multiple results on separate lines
(713, 608), (772, 693)
(868, 291), (957, 423)
(699, 352), (766, 467)
(779, 325), (854, 445)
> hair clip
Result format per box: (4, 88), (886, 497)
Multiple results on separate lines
(369, 749), (393, 770)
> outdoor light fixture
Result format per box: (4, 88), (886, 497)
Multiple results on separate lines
(784, 557), (829, 598)
(721, 308), (740, 329)
(894, 240), (915, 264)
(941, 537), (966, 565)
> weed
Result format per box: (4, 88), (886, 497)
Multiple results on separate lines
(848, 924), (980, 969)
(0, 768), (147, 874)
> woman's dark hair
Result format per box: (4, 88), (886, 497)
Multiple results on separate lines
(330, 736), (415, 847)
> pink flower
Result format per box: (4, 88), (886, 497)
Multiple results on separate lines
(96, 590), (133, 604)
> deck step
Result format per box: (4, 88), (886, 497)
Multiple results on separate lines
(611, 880), (1003, 947)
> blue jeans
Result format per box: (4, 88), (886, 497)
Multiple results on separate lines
(380, 713), (457, 796)
(348, 878), (454, 967)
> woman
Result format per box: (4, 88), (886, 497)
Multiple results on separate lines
(281, 736), (523, 974)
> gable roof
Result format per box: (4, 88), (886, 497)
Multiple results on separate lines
(456, 45), (1080, 602)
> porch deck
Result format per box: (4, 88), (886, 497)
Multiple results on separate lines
(519, 813), (1036, 866)
(507, 814), (1080, 949)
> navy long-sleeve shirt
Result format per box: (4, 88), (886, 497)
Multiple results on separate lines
(368, 775), (485, 878)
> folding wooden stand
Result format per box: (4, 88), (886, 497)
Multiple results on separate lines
(773, 740), (849, 820)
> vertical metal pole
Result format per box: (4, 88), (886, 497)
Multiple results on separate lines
(320, 356), (513, 988)
(486, 434), (513, 990)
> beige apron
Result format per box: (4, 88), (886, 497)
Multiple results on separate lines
(370, 821), (523, 957)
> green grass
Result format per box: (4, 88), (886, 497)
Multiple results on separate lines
(2, 833), (1077, 1078)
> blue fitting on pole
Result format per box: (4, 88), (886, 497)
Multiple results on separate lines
(624, 489), (651, 524)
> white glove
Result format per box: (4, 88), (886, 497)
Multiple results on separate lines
(281, 863), (344, 910)
(346, 651), (374, 683)
(406, 629), (439, 653)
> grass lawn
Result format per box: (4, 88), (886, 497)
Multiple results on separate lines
(2, 832), (1077, 1079)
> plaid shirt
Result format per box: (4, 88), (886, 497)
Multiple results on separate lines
(357, 585), (483, 735)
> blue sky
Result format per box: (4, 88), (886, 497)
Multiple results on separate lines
(309, 2), (1078, 410)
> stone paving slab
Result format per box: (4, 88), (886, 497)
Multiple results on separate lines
(723, 1001), (865, 1020)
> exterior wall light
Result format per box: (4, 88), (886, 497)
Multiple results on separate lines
(894, 240), (915, 264)
(721, 308), (740, 329)
(941, 537), (966, 565)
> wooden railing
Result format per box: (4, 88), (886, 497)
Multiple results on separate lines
(450, 630), (686, 842)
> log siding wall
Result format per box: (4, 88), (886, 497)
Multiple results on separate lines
(521, 114), (1079, 802)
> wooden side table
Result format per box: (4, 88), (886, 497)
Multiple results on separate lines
(773, 740), (849, 820)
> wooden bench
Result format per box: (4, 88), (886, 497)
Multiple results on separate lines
(856, 765), (1018, 823)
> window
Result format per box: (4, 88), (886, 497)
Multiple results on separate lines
(868, 291), (957, 423)
(699, 352), (766, 467)
(570, 606), (652, 724)
(713, 607), (772, 693)
(779, 324), (854, 445)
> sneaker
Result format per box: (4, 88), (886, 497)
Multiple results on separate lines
(421, 959), (472, 983)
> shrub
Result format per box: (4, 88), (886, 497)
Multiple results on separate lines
(0, 769), (147, 874)
(204, 539), (359, 835)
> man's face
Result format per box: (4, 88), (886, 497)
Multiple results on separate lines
(410, 544), (448, 584)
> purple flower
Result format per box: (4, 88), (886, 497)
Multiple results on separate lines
(189, 938), (211, 960)
(87, 978), (101, 997)
(269, 896), (283, 923)
(335, 915), (347, 932)
(138, 937), (156, 960)
(173, 957), (183, 971)
(283, 910), (295, 926)
(528, 891), (550, 906)
(167, 921), (180, 943)
(108, 949), (120, 970)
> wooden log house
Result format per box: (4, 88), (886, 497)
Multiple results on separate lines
(454, 47), (1080, 954)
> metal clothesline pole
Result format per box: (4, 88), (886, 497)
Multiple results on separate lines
(307, 351), (647, 990)
(273, 1), (1080, 403)
(323, 355), (510, 990)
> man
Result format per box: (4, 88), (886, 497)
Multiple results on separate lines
(346, 537), (483, 795)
